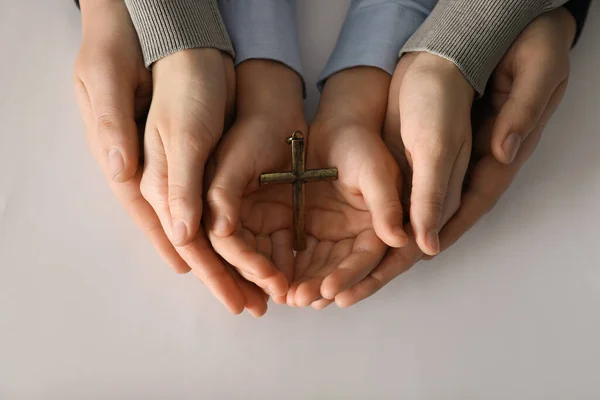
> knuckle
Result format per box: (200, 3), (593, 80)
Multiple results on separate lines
(517, 101), (543, 125)
(96, 114), (126, 144)
(379, 198), (403, 213)
(206, 184), (228, 207)
(413, 190), (446, 215)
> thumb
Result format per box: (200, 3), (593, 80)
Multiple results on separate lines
(361, 158), (408, 248)
(491, 63), (561, 164)
(206, 154), (253, 238)
(87, 77), (140, 182)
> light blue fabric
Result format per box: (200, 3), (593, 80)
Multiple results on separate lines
(318, 0), (437, 90)
(218, 0), (304, 79)
(218, 0), (436, 92)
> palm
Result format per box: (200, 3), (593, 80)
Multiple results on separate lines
(284, 177), (383, 307)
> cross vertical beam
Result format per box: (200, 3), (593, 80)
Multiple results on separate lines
(259, 131), (338, 251)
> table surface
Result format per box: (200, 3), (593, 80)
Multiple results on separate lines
(1, 1), (599, 399)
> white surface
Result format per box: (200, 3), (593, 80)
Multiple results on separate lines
(1, 1), (599, 399)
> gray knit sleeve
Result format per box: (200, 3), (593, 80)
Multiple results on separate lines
(125, 0), (234, 68)
(400, 0), (569, 95)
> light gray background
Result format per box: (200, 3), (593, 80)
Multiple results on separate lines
(1, 1), (599, 399)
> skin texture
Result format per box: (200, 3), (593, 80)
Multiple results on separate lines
(74, 0), (269, 317)
(288, 67), (408, 307)
(328, 7), (576, 309)
(206, 65), (407, 307)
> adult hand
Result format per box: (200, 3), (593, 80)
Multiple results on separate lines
(74, 0), (189, 273)
(74, 1), (266, 316)
(332, 7), (576, 308)
(433, 7), (576, 254)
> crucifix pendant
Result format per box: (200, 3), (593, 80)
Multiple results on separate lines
(260, 131), (338, 251)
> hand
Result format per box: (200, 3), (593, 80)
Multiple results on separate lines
(285, 67), (408, 308)
(387, 52), (475, 256)
(434, 7), (576, 253)
(330, 7), (576, 308)
(74, 1), (188, 273)
(74, 1), (267, 316)
(206, 60), (307, 301)
(316, 65), (425, 310)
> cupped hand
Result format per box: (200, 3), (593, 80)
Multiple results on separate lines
(206, 60), (307, 301)
(331, 7), (577, 308)
(285, 67), (408, 307)
(388, 52), (475, 256)
(74, 1), (267, 316)
(74, 0), (190, 273)
(434, 7), (576, 254)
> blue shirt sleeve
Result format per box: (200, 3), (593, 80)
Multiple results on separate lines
(318, 0), (437, 90)
(218, 0), (305, 84)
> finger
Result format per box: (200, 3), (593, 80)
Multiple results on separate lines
(83, 76), (140, 182)
(76, 80), (190, 274)
(409, 146), (456, 256)
(162, 124), (213, 247)
(108, 174), (191, 275)
(177, 232), (246, 315)
(439, 85), (566, 253)
(231, 270), (268, 318)
(320, 230), (387, 300)
(334, 234), (422, 308)
(441, 139), (472, 227)
(208, 230), (288, 297)
(312, 298), (334, 310)
(140, 127), (173, 238)
(206, 153), (253, 238)
(290, 240), (334, 307)
(294, 239), (352, 307)
(490, 62), (564, 164)
(360, 160), (408, 248)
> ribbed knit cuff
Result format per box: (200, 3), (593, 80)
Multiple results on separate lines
(318, 0), (433, 91)
(125, 0), (234, 68)
(400, 0), (568, 96)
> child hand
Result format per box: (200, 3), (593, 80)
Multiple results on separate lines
(205, 60), (307, 301)
(286, 67), (407, 307)
(139, 48), (234, 248)
(386, 52), (475, 256)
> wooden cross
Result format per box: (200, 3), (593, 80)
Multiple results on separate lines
(260, 131), (338, 251)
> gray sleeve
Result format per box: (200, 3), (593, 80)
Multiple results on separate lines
(125, 0), (234, 68)
(400, 0), (569, 96)
(318, 0), (437, 90)
(218, 0), (304, 82)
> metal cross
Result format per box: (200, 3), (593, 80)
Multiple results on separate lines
(260, 131), (338, 250)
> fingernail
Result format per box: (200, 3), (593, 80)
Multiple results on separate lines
(214, 216), (230, 236)
(172, 220), (188, 245)
(108, 148), (124, 179)
(503, 133), (522, 164)
(427, 230), (440, 255)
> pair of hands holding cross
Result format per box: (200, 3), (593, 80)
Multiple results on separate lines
(74, 1), (576, 316)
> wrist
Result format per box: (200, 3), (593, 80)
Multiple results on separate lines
(556, 7), (578, 49)
(236, 60), (304, 122)
(315, 67), (390, 130)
